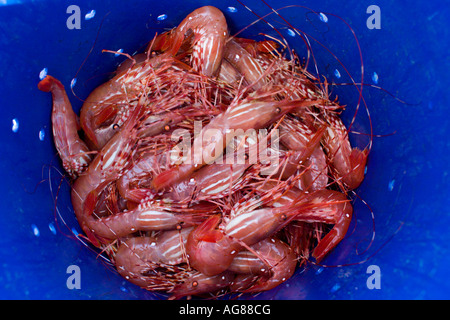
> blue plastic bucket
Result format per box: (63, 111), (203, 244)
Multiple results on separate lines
(0, 0), (449, 299)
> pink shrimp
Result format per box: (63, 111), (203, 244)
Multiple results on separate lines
(218, 59), (241, 85)
(169, 271), (234, 300)
(38, 75), (92, 178)
(233, 37), (280, 56)
(223, 38), (266, 90)
(169, 6), (229, 77)
(77, 200), (206, 241)
(79, 53), (186, 149)
(185, 194), (323, 276)
(279, 116), (326, 159)
(284, 221), (321, 265)
(228, 237), (297, 292)
(152, 90), (322, 190)
(116, 151), (168, 203)
(308, 191), (353, 262)
(71, 102), (144, 245)
(114, 228), (192, 291)
(322, 113), (369, 190)
(115, 228), (191, 272)
(254, 183), (353, 262)
(164, 162), (251, 203)
(299, 145), (329, 191)
(292, 145), (329, 192)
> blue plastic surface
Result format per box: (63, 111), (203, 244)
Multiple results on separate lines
(0, 0), (449, 299)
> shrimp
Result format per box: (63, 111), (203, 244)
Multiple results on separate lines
(185, 194), (322, 276)
(164, 162), (251, 203)
(116, 151), (168, 203)
(308, 190), (353, 262)
(233, 37), (280, 57)
(322, 113), (369, 190)
(77, 200), (205, 241)
(279, 116), (326, 160)
(114, 228), (193, 292)
(79, 54), (187, 149)
(169, 271), (234, 300)
(170, 6), (229, 77)
(223, 38), (266, 90)
(253, 183), (353, 262)
(299, 145), (329, 191)
(38, 75), (92, 178)
(152, 89), (322, 190)
(114, 228), (192, 275)
(71, 103), (144, 244)
(217, 59), (241, 86)
(228, 238), (297, 292)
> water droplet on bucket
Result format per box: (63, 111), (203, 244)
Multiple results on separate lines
(31, 224), (40, 237)
(319, 12), (328, 23)
(388, 179), (395, 191)
(286, 28), (296, 37)
(330, 283), (340, 293)
(372, 72), (379, 84)
(48, 222), (57, 235)
(85, 10), (96, 20)
(12, 118), (19, 133)
(227, 7), (237, 13)
(39, 128), (45, 141)
(70, 78), (77, 89)
(157, 14), (167, 21)
(39, 68), (48, 80)
(115, 48), (123, 57)
(334, 69), (341, 79)
(71, 227), (79, 236)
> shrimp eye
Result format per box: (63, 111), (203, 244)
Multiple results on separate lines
(275, 107), (281, 113)
(164, 125), (170, 131)
(281, 214), (287, 221)
(113, 123), (120, 130)
(192, 281), (198, 287)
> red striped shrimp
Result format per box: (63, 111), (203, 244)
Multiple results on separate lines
(233, 37), (280, 57)
(38, 75), (92, 178)
(152, 89), (322, 190)
(114, 228), (192, 292)
(164, 162), (251, 203)
(256, 183), (353, 263)
(71, 103), (144, 244)
(218, 59), (241, 86)
(169, 6), (229, 77)
(86, 200), (206, 240)
(298, 145), (329, 191)
(79, 54), (189, 149)
(223, 38), (266, 90)
(116, 151), (168, 203)
(114, 227), (192, 274)
(322, 113), (369, 190)
(185, 194), (322, 276)
(169, 271), (234, 300)
(228, 237), (297, 292)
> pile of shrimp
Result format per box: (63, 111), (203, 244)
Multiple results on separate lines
(38, 6), (369, 299)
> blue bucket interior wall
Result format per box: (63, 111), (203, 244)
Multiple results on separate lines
(0, 0), (449, 299)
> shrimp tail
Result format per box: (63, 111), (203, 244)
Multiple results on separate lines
(312, 207), (353, 263)
(344, 148), (369, 190)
